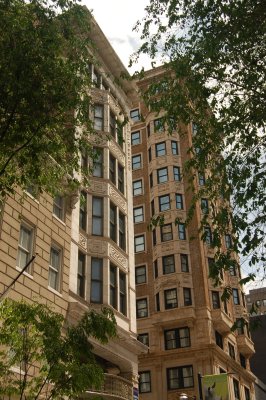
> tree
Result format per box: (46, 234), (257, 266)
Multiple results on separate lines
(133, 0), (266, 288)
(0, 0), (96, 200)
(0, 298), (117, 399)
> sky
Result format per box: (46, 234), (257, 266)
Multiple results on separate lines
(82, 0), (151, 72)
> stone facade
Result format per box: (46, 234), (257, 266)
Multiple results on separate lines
(131, 67), (255, 400)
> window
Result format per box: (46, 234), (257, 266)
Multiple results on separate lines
(192, 123), (198, 135)
(139, 371), (151, 393)
(109, 111), (116, 137)
(135, 265), (147, 284)
(154, 118), (164, 132)
(175, 193), (184, 209)
(178, 223), (186, 240)
(233, 379), (240, 400)
(155, 141), (166, 157)
(136, 298), (148, 318)
(180, 254), (189, 272)
(131, 130), (141, 145)
(228, 342), (235, 360)
(53, 195), (64, 220)
(236, 318), (245, 335)
(119, 212), (126, 250)
(215, 331), (223, 349)
(244, 387), (251, 400)
(204, 226), (212, 245)
(149, 173), (153, 188)
(48, 246), (61, 291)
(110, 203), (117, 242)
(119, 271), (127, 315)
(79, 191), (87, 231)
(212, 291), (220, 309)
(173, 166), (181, 181)
(161, 224), (173, 242)
(240, 353), (246, 369)
(156, 292), (160, 311)
(229, 264), (237, 276)
(133, 180), (143, 196)
(130, 108), (140, 122)
(91, 258), (103, 303)
(233, 289), (240, 305)
(147, 123), (150, 137)
(157, 167), (168, 183)
(109, 264), (117, 309)
(165, 327), (190, 350)
(94, 104), (104, 130)
(132, 154), (142, 170)
(152, 229), (157, 246)
(109, 154), (116, 184)
(159, 194), (171, 211)
(80, 150), (88, 172)
(92, 68), (101, 88)
(183, 288), (192, 306)
(77, 252), (86, 298)
(133, 206), (144, 223)
(151, 200), (155, 216)
(138, 333), (149, 346)
(93, 147), (103, 178)
(167, 366), (194, 390)
(17, 223), (33, 272)
(163, 255), (175, 274)
(171, 141), (179, 155)
(225, 234), (232, 249)
(134, 235), (145, 253)
(198, 173), (206, 186)
(154, 260), (158, 278)
(148, 147), (152, 162)
(92, 197), (103, 236)
(118, 163), (124, 194)
(201, 198), (209, 214)
(164, 289), (178, 309)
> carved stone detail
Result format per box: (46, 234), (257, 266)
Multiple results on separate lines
(88, 239), (108, 255)
(91, 181), (108, 195)
(79, 233), (87, 250)
(109, 244), (127, 270)
(109, 186), (127, 213)
(109, 141), (125, 166)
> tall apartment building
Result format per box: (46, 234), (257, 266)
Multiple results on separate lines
(131, 67), (255, 400)
(0, 13), (145, 400)
(246, 287), (266, 315)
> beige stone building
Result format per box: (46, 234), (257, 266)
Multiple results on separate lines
(0, 14), (145, 400)
(246, 287), (266, 315)
(131, 67), (255, 400)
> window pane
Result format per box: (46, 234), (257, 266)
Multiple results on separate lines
(157, 167), (168, 183)
(131, 131), (141, 145)
(133, 180), (142, 196)
(134, 206), (144, 223)
(159, 195), (170, 211)
(156, 142), (166, 156)
(173, 166), (181, 181)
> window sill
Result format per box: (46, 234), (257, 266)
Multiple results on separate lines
(16, 266), (33, 279)
(48, 286), (63, 297)
(52, 214), (66, 226)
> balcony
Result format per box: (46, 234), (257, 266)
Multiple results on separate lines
(211, 309), (232, 334)
(85, 373), (133, 400)
(237, 334), (255, 357)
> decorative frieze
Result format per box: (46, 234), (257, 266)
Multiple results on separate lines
(78, 233), (87, 250)
(109, 244), (127, 270)
(109, 186), (127, 213)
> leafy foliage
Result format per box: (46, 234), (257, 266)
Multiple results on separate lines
(134, 0), (266, 285)
(0, 0), (96, 200)
(0, 298), (117, 399)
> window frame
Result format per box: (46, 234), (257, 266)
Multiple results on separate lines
(136, 298), (148, 318)
(132, 154), (142, 170)
(180, 254), (189, 272)
(183, 288), (192, 306)
(130, 108), (140, 123)
(53, 195), (64, 221)
(161, 224), (173, 242)
(133, 179), (143, 196)
(173, 166), (181, 181)
(212, 291), (220, 309)
(17, 222), (34, 274)
(159, 194), (171, 212)
(135, 265), (147, 284)
(178, 223), (186, 240)
(90, 258), (103, 304)
(162, 255), (175, 274)
(139, 371), (151, 393)
(164, 288), (178, 309)
(94, 104), (104, 131)
(93, 147), (104, 178)
(79, 191), (87, 231)
(167, 365), (194, 390)
(134, 235), (145, 253)
(157, 167), (168, 184)
(164, 327), (191, 350)
(131, 130), (141, 145)
(48, 245), (62, 292)
(92, 197), (103, 236)
(175, 193), (184, 210)
(171, 141), (179, 155)
(133, 206), (144, 223)
(155, 141), (166, 157)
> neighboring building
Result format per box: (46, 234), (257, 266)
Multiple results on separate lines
(249, 314), (266, 386)
(246, 287), (266, 315)
(131, 67), (256, 400)
(0, 12), (145, 400)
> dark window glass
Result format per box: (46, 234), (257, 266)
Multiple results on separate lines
(178, 223), (186, 240)
(225, 234), (232, 249)
(139, 371), (151, 393)
(159, 194), (170, 211)
(161, 224), (173, 242)
(136, 298), (148, 318)
(118, 164), (124, 194)
(133, 180), (142, 196)
(165, 327), (190, 350)
(229, 342), (235, 360)
(79, 191), (87, 231)
(176, 193), (183, 209)
(244, 387), (251, 400)
(77, 252), (86, 298)
(130, 109), (140, 122)
(109, 154), (116, 184)
(155, 141), (166, 156)
(233, 379), (240, 400)
(204, 226), (212, 245)
(156, 292), (160, 311)
(240, 353), (246, 369)
(148, 147), (152, 161)
(110, 203), (117, 242)
(167, 366), (194, 390)
(92, 197), (103, 236)
(110, 264), (117, 309)
(135, 265), (146, 284)
(119, 271), (127, 315)
(138, 333), (149, 346)
(212, 291), (220, 309)
(163, 255), (175, 274)
(215, 331), (223, 349)
(151, 200), (155, 216)
(180, 254), (189, 272)
(173, 166), (181, 181)
(91, 258), (103, 303)
(157, 167), (168, 183)
(150, 172), (153, 188)
(94, 104), (104, 130)
(233, 289), (240, 305)
(171, 141), (178, 155)
(109, 111), (116, 137)
(152, 229), (157, 246)
(93, 147), (103, 178)
(131, 131), (141, 145)
(154, 260), (158, 278)
(164, 288), (178, 309)
(119, 212), (126, 250)
(183, 288), (192, 306)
